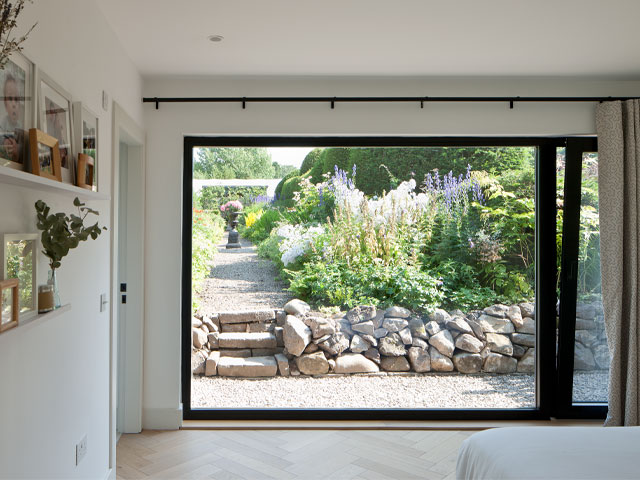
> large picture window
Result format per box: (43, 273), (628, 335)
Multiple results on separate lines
(181, 137), (605, 420)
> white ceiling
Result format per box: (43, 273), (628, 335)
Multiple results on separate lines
(96, 0), (640, 78)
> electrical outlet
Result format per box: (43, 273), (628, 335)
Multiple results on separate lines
(100, 293), (108, 312)
(76, 435), (87, 466)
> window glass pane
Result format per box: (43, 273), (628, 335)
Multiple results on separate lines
(572, 152), (609, 404)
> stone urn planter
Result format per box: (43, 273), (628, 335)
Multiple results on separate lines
(226, 211), (242, 249)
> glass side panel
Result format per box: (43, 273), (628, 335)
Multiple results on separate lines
(572, 152), (609, 404)
(190, 146), (537, 409)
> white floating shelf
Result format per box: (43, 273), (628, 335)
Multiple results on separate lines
(0, 165), (110, 200)
(0, 304), (72, 338)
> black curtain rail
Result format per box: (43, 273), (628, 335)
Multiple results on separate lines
(143, 95), (640, 110)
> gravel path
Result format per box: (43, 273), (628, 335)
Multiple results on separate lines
(196, 231), (292, 315)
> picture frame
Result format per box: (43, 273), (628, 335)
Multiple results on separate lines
(29, 128), (62, 181)
(37, 70), (74, 184)
(3, 234), (38, 321)
(0, 278), (19, 334)
(77, 153), (94, 190)
(0, 52), (35, 171)
(73, 102), (98, 191)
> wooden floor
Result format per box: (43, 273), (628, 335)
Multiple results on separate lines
(116, 429), (472, 479)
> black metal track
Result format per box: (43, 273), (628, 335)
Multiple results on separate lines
(146, 96), (639, 110)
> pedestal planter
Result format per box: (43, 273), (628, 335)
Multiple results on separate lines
(226, 212), (242, 249)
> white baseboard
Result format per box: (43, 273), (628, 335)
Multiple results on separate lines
(142, 405), (183, 430)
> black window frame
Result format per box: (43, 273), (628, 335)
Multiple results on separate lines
(181, 135), (605, 421)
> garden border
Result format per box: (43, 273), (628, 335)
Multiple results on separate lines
(181, 136), (606, 421)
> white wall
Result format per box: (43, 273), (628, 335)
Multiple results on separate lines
(142, 75), (640, 427)
(0, 1), (142, 478)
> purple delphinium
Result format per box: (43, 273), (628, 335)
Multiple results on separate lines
(423, 165), (484, 216)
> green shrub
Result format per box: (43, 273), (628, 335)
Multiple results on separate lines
(300, 148), (323, 174)
(242, 208), (283, 243)
(280, 175), (303, 202)
(274, 169), (299, 199)
(199, 185), (267, 211)
(192, 209), (225, 310)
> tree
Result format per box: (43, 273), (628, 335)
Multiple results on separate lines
(194, 147), (275, 179)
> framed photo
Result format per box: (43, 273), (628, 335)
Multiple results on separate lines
(0, 278), (19, 334)
(38, 71), (74, 183)
(29, 128), (61, 181)
(73, 102), (98, 191)
(0, 52), (35, 171)
(3, 234), (37, 320)
(77, 153), (94, 190)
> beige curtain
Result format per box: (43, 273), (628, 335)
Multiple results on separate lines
(595, 99), (640, 426)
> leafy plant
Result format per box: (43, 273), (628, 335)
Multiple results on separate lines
(34, 197), (106, 270)
(0, 0), (36, 70)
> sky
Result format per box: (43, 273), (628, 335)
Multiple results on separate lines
(268, 147), (313, 168)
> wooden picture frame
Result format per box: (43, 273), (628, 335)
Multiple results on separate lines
(0, 52), (35, 172)
(37, 70), (75, 184)
(0, 278), (19, 333)
(77, 153), (94, 190)
(73, 102), (98, 191)
(29, 128), (62, 181)
(3, 234), (38, 320)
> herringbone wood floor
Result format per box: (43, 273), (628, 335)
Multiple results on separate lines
(116, 429), (473, 479)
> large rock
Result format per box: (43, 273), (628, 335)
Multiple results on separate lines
(205, 351), (220, 376)
(429, 347), (454, 372)
(453, 352), (483, 373)
(455, 333), (484, 353)
(575, 330), (597, 348)
(219, 349), (251, 358)
(576, 303), (596, 320)
(284, 299), (311, 316)
(428, 330), (455, 357)
(425, 321), (441, 336)
(486, 333), (513, 356)
(412, 337), (429, 349)
(307, 316), (336, 338)
(483, 352), (517, 373)
(274, 326), (284, 347)
(407, 347), (431, 372)
(519, 302), (535, 318)
(385, 306), (411, 318)
(378, 333), (407, 357)
(202, 316), (219, 333)
(303, 343), (319, 354)
(334, 353), (380, 373)
(512, 344), (527, 359)
(346, 305), (377, 324)
(274, 353), (290, 376)
(218, 332), (277, 349)
(207, 332), (219, 349)
(408, 317), (428, 340)
(191, 350), (207, 375)
(576, 319), (596, 330)
(248, 322), (275, 333)
(477, 314), (515, 334)
(350, 335), (369, 353)
(398, 328), (413, 345)
(511, 333), (535, 348)
(219, 310), (275, 324)
(373, 327), (389, 339)
(336, 318), (355, 336)
(275, 309), (287, 326)
(429, 308), (451, 324)
(192, 316), (203, 328)
(317, 333), (350, 356)
(592, 344), (611, 370)
(574, 342), (596, 370)
(382, 317), (409, 333)
(193, 328), (208, 349)
(517, 348), (535, 373)
(372, 310), (386, 328)
(517, 317), (535, 335)
(361, 334), (377, 347)
(364, 347), (381, 365)
(283, 315), (312, 356)
(221, 323), (247, 333)
(446, 317), (473, 335)
(484, 304), (509, 318)
(506, 305), (524, 329)
(380, 356), (411, 372)
(352, 321), (375, 337)
(217, 356), (278, 377)
(296, 351), (329, 375)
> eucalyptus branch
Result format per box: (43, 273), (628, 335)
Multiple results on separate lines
(0, 0), (36, 70)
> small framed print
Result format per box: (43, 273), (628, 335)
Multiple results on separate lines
(29, 128), (61, 181)
(3, 234), (37, 320)
(77, 153), (94, 190)
(0, 278), (19, 334)
(73, 102), (98, 191)
(38, 70), (74, 184)
(0, 52), (35, 171)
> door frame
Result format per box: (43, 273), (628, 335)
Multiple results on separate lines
(182, 136), (574, 421)
(109, 103), (146, 469)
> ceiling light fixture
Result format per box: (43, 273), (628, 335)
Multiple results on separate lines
(208, 35), (224, 43)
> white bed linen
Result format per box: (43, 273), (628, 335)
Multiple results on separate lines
(456, 426), (640, 479)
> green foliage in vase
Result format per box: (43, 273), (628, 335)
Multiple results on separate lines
(0, 0), (36, 70)
(35, 197), (106, 270)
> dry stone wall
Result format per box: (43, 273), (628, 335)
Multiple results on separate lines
(192, 299), (609, 377)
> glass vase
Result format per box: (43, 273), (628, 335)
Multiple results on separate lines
(47, 269), (61, 309)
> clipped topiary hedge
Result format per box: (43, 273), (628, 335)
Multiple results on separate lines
(199, 185), (267, 211)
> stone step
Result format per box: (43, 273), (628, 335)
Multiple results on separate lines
(218, 332), (277, 349)
(218, 310), (275, 324)
(217, 356), (278, 377)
